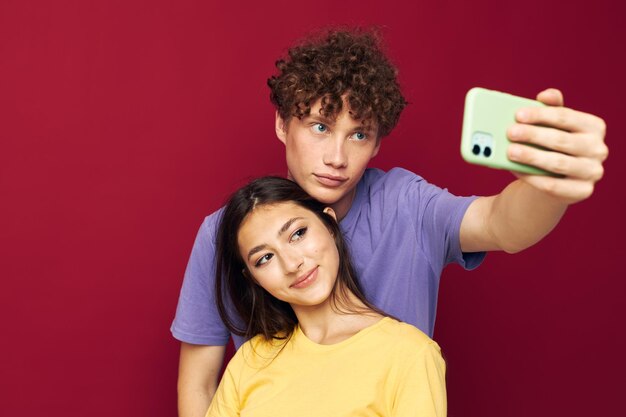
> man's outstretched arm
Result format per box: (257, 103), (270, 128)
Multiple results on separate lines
(460, 88), (608, 253)
(177, 343), (226, 417)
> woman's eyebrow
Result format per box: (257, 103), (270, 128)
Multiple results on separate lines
(278, 217), (304, 236)
(247, 244), (267, 261)
(246, 217), (304, 261)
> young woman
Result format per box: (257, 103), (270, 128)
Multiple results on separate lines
(207, 176), (446, 417)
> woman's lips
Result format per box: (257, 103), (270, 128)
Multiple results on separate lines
(291, 266), (319, 289)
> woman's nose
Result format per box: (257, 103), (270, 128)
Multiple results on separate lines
(282, 249), (304, 273)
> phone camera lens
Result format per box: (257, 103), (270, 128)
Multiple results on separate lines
(483, 146), (492, 157)
(472, 144), (481, 155)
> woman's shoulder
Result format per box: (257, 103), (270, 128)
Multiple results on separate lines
(376, 318), (442, 354)
(231, 333), (293, 369)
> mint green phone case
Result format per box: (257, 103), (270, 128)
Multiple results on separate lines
(461, 87), (550, 175)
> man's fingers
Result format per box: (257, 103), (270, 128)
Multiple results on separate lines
(509, 89), (607, 205)
(508, 124), (609, 160)
(515, 105), (606, 135)
(508, 144), (605, 181)
(515, 174), (596, 203)
(536, 88), (564, 106)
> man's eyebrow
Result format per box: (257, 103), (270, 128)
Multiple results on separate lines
(246, 217), (304, 261)
(354, 124), (375, 133)
(305, 114), (375, 134)
(305, 114), (334, 125)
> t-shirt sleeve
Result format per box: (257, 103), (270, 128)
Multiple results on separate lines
(205, 366), (240, 417)
(391, 341), (447, 417)
(395, 169), (485, 272)
(170, 213), (231, 345)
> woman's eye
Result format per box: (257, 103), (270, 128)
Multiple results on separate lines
(255, 253), (273, 267)
(312, 123), (328, 133)
(351, 132), (367, 141)
(290, 227), (307, 242)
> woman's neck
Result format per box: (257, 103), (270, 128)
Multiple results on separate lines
(291, 289), (383, 345)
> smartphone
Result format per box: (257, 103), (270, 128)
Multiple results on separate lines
(461, 87), (552, 175)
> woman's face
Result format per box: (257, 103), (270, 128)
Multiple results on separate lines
(237, 202), (340, 309)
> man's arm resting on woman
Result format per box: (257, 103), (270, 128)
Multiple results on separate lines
(177, 343), (226, 417)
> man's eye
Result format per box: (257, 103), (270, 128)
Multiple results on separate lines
(255, 253), (273, 267)
(351, 132), (367, 141)
(312, 123), (328, 133)
(290, 227), (307, 242)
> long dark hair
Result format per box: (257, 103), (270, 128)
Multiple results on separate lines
(215, 176), (385, 342)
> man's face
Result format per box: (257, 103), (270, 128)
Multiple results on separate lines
(276, 98), (380, 219)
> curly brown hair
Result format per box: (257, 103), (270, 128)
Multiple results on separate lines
(267, 28), (407, 138)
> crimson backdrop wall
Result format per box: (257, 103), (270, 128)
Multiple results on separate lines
(2, 1), (625, 416)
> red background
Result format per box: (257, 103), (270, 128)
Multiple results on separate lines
(2, 1), (625, 416)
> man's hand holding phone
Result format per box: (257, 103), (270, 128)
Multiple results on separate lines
(461, 87), (608, 205)
(506, 88), (608, 204)
(459, 88), (609, 254)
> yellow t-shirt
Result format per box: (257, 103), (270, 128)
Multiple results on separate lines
(206, 317), (446, 417)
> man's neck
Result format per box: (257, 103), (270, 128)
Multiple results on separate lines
(330, 187), (357, 221)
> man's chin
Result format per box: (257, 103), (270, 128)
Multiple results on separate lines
(305, 184), (345, 205)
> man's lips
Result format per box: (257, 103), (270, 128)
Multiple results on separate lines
(314, 173), (348, 187)
(290, 266), (319, 289)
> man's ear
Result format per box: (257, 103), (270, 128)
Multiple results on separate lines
(275, 111), (287, 144)
(323, 207), (337, 221)
(371, 140), (381, 158)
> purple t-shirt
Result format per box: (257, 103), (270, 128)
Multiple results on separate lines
(171, 168), (485, 348)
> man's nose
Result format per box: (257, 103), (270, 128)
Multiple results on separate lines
(323, 136), (348, 169)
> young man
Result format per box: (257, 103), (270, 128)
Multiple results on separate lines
(172, 30), (607, 417)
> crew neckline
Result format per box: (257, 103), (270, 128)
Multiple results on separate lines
(294, 316), (391, 352)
